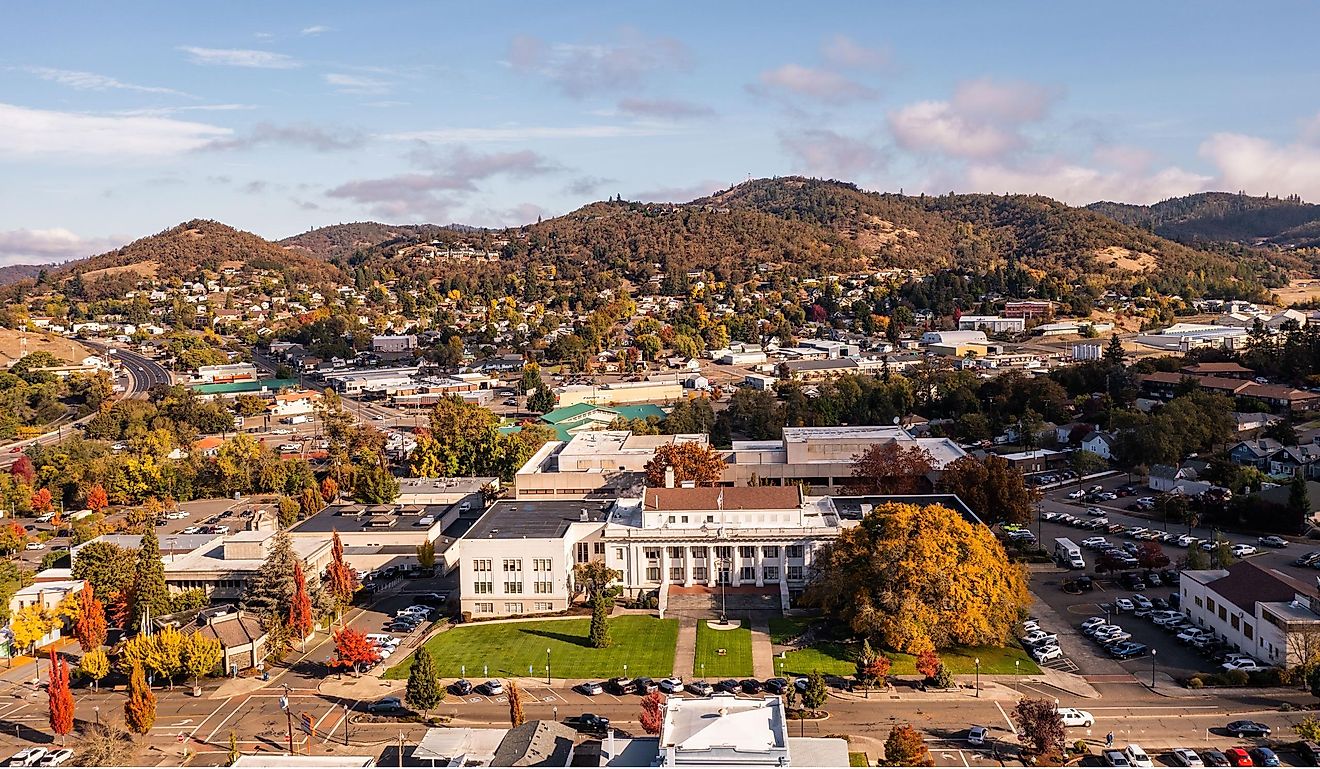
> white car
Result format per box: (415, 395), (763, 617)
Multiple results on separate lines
(1131, 595), (1153, 611)
(967, 726), (989, 746)
(1231, 544), (1257, 557)
(1020, 630), (1058, 647)
(659, 677), (684, 693)
(1114, 598), (1135, 612)
(1176, 628), (1209, 644)
(8, 748), (47, 767)
(24, 542), (44, 550)
(1096, 630), (1132, 645)
(1170, 748), (1204, 767)
(1021, 620), (1041, 633)
(365, 633), (398, 646)
(1080, 617), (1107, 632)
(1150, 611), (1184, 626)
(1068, 489), (1086, 499)
(1222, 659), (1264, 672)
(1057, 707), (1094, 727)
(1124, 744), (1154, 768)
(1081, 537), (1108, 549)
(37, 749), (73, 767)
(271, 428), (293, 435)
(1086, 507), (1106, 516)
(1032, 644), (1063, 663)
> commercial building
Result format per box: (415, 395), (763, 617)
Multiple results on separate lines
(371, 334), (417, 353)
(1180, 561), (1320, 668)
(194, 363), (259, 384)
(1004, 301), (1054, 319)
(394, 477), (496, 506)
(553, 381), (684, 408)
(958, 315), (1026, 334)
(289, 503), (456, 573)
(514, 432), (707, 499)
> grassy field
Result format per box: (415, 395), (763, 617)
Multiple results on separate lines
(781, 641), (1039, 678)
(693, 620), (753, 678)
(383, 616), (678, 680)
(768, 616), (814, 645)
(849, 752), (869, 767)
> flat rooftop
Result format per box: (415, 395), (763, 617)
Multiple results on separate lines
(558, 430), (706, 457)
(395, 477), (496, 495)
(292, 503), (452, 533)
(465, 499), (611, 540)
(781, 425), (912, 442)
(661, 694), (785, 752)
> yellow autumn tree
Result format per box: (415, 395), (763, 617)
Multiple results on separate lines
(803, 502), (1030, 653)
(11, 605), (58, 656)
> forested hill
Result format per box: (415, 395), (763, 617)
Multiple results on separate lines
(45, 219), (346, 299)
(279, 222), (461, 261)
(1087, 191), (1320, 248)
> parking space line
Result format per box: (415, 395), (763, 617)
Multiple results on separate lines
(994, 701), (1017, 734)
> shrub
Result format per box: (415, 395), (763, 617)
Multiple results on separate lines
(1186, 677), (1204, 689)
(932, 664), (955, 690)
(1224, 669), (1250, 687)
(1073, 740), (1091, 755)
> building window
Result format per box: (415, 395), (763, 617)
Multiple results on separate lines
(646, 567), (661, 582)
(740, 566), (756, 582)
(644, 548), (661, 560)
(534, 581), (553, 594)
(763, 546), (779, 558)
(693, 567), (708, 581)
(739, 546), (757, 559)
(504, 581), (523, 594)
(576, 543), (590, 562)
(1231, 615), (1240, 631)
(681, 516), (689, 523)
(668, 547), (684, 558)
(1207, 598), (1216, 613)
(764, 566), (779, 581)
(533, 559), (552, 572)
(503, 559), (522, 572)
(593, 542), (605, 555)
(787, 565), (803, 581)
(669, 566), (684, 582)
(715, 546), (733, 559)
(615, 547), (625, 560)
(706, 515), (716, 523)
(475, 602), (493, 614)
(1218, 607), (1228, 621)
(474, 581), (493, 594)
(691, 547), (709, 559)
(1244, 623), (1254, 640)
(786, 545), (804, 558)
(667, 515), (676, 524)
(505, 603), (523, 614)
(1195, 597), (1203, 608)
(534, 602), (553, 612)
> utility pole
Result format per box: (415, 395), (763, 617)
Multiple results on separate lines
(280, 688), (292, 755)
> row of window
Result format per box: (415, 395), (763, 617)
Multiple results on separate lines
(661, 513), (797, 524)
(639, 545), (805, 560)
(472, 601), (555, 614)
(472, 581), (556, 595)
(1191, 592), (1255, 640)
(643, 564), (803, 582)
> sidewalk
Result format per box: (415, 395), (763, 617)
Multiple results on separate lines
(673, 618), (697, 677)
(749, 617), (774, 679)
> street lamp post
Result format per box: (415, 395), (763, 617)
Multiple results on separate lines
(342, 703), (349, 746)
(280, 685), (293, 755)
(546, 648), (551, 685)
(93, 706), (100, 726)
(974, 658), (981, 698)
(1150, 649), (1157, 688)
(719, 557), (728, 623)
(1015, 659), (1020, 691)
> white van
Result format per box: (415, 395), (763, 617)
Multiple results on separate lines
(1123, 744), (1153, 768)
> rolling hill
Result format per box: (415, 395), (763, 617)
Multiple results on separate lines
(279, 222), (462, 261)
(1087, 192), (1320, 248)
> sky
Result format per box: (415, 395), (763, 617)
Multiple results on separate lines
(3, 1), (1320, 265)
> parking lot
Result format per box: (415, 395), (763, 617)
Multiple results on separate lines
(1018, 473), (1309, 682)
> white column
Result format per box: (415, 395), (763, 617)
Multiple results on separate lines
(779, 545), (788, 582)
(730, 547), (741, 587)
(754, 545), (764, 587)
(683, 546), (694, 587)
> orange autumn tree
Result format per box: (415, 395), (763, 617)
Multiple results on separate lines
(74, 593), (108, 651)
(329, 628), (379, 675)
(804, 502), (1029, 653)
(124, 663), (155, 735)
(47, 651), (74, 744)
(640, 691), (665, 735)
(288, 563), (314, 645)
(320, 476), (339, 502)
(85, 484), (109, 514)
(325, 530), (357, 608)
(643, 442), (725, 488)
(30, 487), (53, 513)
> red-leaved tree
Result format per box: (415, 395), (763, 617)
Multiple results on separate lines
(30, 487), (53, 513)
(74, 592), (108, 652)
(288, 563), (314, 645)
(329, 628), (380, 675)
(326, 530), (357, 607)
(85, 484), (108, 514)
(10, 456), (35, 485)
(640, 691), (665, 735)
(847, 442), (936, 495)
(915, 649), (941, 680)
(47, 651), (74, 744)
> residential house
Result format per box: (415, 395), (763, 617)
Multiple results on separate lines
(1180, 561), (1320, 667)
(1229, 438), (1283, 470)
(1267, 445), (1320, 478)
(1080, 431), (1116, 460)
(188, 605), (269, 675)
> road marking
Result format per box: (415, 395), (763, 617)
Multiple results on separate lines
(203, 696), (250, 743)
(994, 701), (1017, 734)
(1088, 705), (1220, 710)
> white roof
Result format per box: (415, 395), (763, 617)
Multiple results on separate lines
(414, 727), (507, 763)
(660, 694), (786, 752)
(231, 756), (376, 767)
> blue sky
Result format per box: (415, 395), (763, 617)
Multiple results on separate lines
(3, 1), (1320, 264)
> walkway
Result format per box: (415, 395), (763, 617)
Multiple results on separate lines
(749, 617), (775, 679)
(673, 618), (698, 678)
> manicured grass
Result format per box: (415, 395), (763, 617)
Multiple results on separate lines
(781, 641), (1040, 678)
(383, 616), (678, 680)
(768, 616), (814, 645)
(849, 752), (869, 767)
(693, 619), (753, 678)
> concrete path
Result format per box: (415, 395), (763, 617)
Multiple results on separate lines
(673, 618), (698, 677)
(750, 617), (775, 679)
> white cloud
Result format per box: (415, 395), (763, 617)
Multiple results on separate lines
(300, 25), (331, 36)
(202, 122), (364, 152)
(821, 35), (890, 70)
(324, 73), (391, 95)
(889, 101), (1022, 159)
(506, 29), (690, 98)
(779, 129), (887, 179)
(1200, 130), (1320, 200)
(755, 64), (876, 104)
(616, 98), (714, 120)
(951, 77), (1059, 123)
(385, 124), (677, 143)
(0, 228), (128, 266)
(22, 67), (190, 97)
(960, 159), (1211, 205)
(179, 46), (300, 69)
(0, 102), (230, 158)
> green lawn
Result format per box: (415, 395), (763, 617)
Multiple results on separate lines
(849, 752), (869, 767)
(693, 620), (753, 678)
(768, 616), (815, 645)
(781, 641), (1039, 678)
(384, 616), (678, 680)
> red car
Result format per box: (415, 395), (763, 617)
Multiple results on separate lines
(1225, 747), (1253, 767)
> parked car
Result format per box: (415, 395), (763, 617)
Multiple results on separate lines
(763, 678), (788, 695)
(1223, 748), (1252, 767)
(634, 678), (658, 694)
(478, 680), (504, 696)
(740, 678), (763, 694)
(1226, 720), (1271, 738)
(686, 680), (714, 696)
(576, 681), (604, 696)
(659, 677), (684, 693)
(366, 697), (403, 713)
(1102, 749), (1132, 767)
(7, 749), (47, 767)
(1201, 750), (1230, 767)
(1222, 659), (1265, 673)
(1021, 630), (1058, 647)
(1170, 748), (1205, 767)
(1107, 642), (1148, 659)
(605, 677), (633, 695)
(967, 726), (989, 746)
(1057, 708), (1094, 727)
(575, 713), (610, 733)
(1231, 544), (1257, 557)
(1081, 616), (1108, 632)
(1258, 536), (1288, 548)
(1032, 645), (1063, 663)
(1124, 744), (1155, 768)
(1068, 489), (1086, 499)
(1131, 594), (1154, 611)
(451, 679), (473, 695)
(1294, 551), (1320, 566)
(716, 678), (741, 693)
(1248, 747), (1280, 767)
(35, 750), (72, 768)
(1114, 598), (1135, 612)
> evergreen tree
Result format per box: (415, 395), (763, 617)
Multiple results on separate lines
(405, 648), (443, 717)
(132, 529), (168, 629)
(1103, 334), (1126, 367)
(124, 663), (156, 735)
(242, 529), (326, 620)
(528, 386), (556, 414)
(589, 599), (611, 649)
(353, 463), (399, 504)
(1290, 475), (1311, 524)
(801, 669), (828, 712)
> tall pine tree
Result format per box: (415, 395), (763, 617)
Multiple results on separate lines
(243, 529), (326, 621)
(132, 529), (168, 629)
(405, 648), (443, 718)
(124, 663), (156, 735)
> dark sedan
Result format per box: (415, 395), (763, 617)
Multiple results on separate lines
(1226, 720), (1271, 738)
